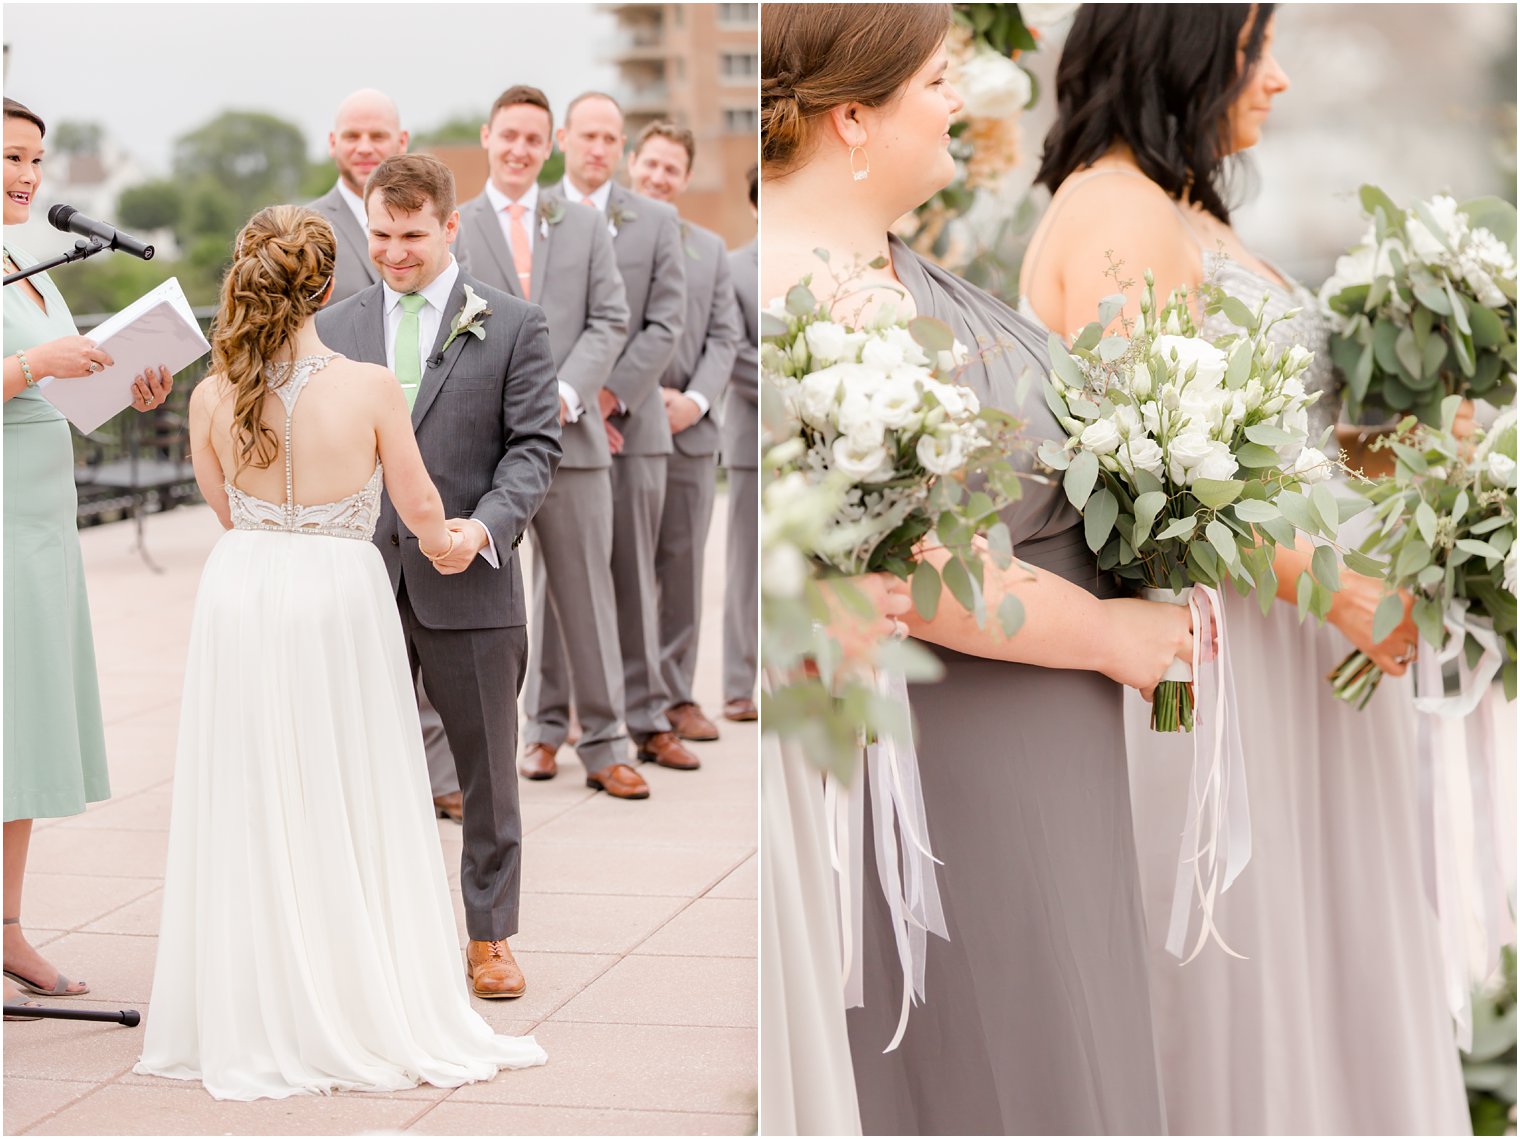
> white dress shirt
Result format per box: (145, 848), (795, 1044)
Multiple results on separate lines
(335, 179), (368, 233)
(484, 181), (582, 423)
(380, 255), (498, 568)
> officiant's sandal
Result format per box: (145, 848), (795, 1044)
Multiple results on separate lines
(2, 918), (89, 997)
(466, 939), (526, 1000)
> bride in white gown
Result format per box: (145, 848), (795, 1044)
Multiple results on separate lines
(134, 205), (546, 1101)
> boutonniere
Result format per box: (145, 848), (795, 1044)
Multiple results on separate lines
(679, 220), (701, 262)
(607, 201), (637, 238)
(537, 198), (565, 240)
(439, 284), (491, 356)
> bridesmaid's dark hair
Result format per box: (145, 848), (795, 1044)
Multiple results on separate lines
(3, 98), (46, 137)
(762, 3), (953, 177)
(1035, 3), (1275, 223)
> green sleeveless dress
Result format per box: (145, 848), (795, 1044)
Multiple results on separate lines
(3, 244), (110, 820)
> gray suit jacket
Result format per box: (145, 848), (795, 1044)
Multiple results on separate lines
(543, 182), (685, 457)
(722, 238), (759, 471)
(456, 191), (629, 470)
(663, 221), (744, 458)
(308, 184), (378, 304)
(316, 270), (562, 630)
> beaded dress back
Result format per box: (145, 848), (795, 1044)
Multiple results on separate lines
(225, 353), (383, 541)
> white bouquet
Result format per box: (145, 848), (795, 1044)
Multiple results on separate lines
(1322, 185), (1517, 424)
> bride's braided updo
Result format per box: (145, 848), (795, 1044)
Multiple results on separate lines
(761, 3), (952, 178)
(211, 205), (336, 471)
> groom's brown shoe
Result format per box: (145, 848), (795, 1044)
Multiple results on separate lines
(466, 939), (526, 999)
(585, 763), (650, 800)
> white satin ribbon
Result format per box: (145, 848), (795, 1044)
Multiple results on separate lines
(1410, 604), (1514, 1051)
(826, 668), (948, 1053)
(1144, 585), (1253, 963)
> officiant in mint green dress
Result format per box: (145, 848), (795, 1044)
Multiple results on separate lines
(2, 96), (172, 1001)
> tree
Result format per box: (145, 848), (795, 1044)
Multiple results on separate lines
(411, 115), (485, 149)
(172, 110), (311, 224)
(117, 180), (184, 233)
(52, 121), (103, 156)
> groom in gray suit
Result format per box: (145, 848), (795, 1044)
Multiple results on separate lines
(537, 92), (700, 772)
(627, 122), (745, 743)
(316, 154), (561, 999)
(308, 88), (408, 304)
(452, 84), (651, 801)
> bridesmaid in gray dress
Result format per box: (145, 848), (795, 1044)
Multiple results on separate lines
(1021, 6), (1470, 1134)
(763, 6), (1194, 1133)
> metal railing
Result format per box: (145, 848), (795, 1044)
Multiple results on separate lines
(71, 306), (215, 569)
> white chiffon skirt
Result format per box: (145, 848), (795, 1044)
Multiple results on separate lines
(135, 530), (546, 1101)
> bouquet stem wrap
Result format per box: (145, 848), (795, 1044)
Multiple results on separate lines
(1142, 585), (1253, 962)
(825, 669), (948, 1053)
(1410, 605), (1513, 1051)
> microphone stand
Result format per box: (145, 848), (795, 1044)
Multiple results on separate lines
(3, 238), (111, 286)
(4, 1003), (141, 1027)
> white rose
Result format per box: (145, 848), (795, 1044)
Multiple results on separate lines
(796, 363), (864, 427)
(1153, 335), (1229, 388)
(1288, 446), (1333, 484)
(1193, 441), (1240, 484)
(1407, 196), (1467, 265)
(832, 433), (894, 482)
(1179, 388), (1227, 433)
(923, 379), (968, 418)
(916, 431), (967, 475)
(1113, 403), (1143, 439)
(955, 48), (1033, 119)
(1486, 451), (1517, 487)
(836, 389), (884, 445)
(1167, 430), (1215, 484)
(860, 335), (905, 372)
(805, 320), (850, 364)
(1080, 418), (1122, 455)
(871, 375), (924, 430)
(1117, 436), (1166, 479)
(761, 542), (809, 599)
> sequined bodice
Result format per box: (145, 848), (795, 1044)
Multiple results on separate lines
(226, 353), (383, 541)
(1201, 253), (1340, 437)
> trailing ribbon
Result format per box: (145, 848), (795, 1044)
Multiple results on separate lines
(1410, 603), (1514, 1051)
(825, 668), (948, 1053)
(1144, 585), (1253, 962)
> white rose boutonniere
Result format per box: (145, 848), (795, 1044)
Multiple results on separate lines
(607, 201), (637, 238)
(537, 199), (565, 240)
(439, 284), (491, 355)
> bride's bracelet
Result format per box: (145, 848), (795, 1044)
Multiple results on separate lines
(419, 530), (458, 562)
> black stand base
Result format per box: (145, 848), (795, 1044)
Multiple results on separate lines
(4, 1003), (141, 1027)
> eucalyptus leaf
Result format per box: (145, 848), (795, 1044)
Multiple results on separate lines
(1412, 279), (1451, 314)
(1233, 499), (1281, 523)
(786, 283), (817, 317)
(1237, 442), (1284, 468)
(1156, 515), (1199, 542)
(1244, 423), (1294, 446)
(1343, 549), (1388, 577)
(941, 554), (975, 614)
(1048, 338), (1084, 389)
(1133, 491), (1168, 546)
(911, 559), (941, 622)
(1311, 544), (1341, 592)
(1097, 336), (1130, 363)
(1065, 449), (1100, 509)
(1456, 538), (1503, 562)
(1098, 294), (1127, 328)
(909, 316), (955, 354)
(1395, 539), (1433, 579)
(998, 593), (1025, 637)
(1206, 519), (1240, 568)
(1072, 322), (1103, 352)
(1278, 490), (1316, 532)
(1414, 501), (1438, 546)
(1084, 488), (1119, 552)
(1310, 483), (1340, 532)
(1192, 477), (1244, 509)
(1219, 295), (1257, 330)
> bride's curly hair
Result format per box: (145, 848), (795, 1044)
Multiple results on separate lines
(1035, 4), (1276, 224)
(762, 3), (952, 178)
(211, 204), (335, 472)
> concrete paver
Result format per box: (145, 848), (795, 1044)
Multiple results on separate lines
(4, 497), (757, 1135)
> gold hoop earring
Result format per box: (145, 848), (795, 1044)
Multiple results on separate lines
(849, 145), (870, 183)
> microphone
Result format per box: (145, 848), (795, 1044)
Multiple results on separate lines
(47, 204), (154, 260)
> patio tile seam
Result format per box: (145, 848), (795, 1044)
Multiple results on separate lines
(14, 1069), (133, 1136)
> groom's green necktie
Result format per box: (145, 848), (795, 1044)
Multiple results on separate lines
(394, 293), (427, 409)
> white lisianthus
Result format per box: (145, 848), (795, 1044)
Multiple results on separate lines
(871, 375), (924, 430)
(916, 431), (967, 476)
(1281, 403), (1310, 439)
(764, 296), (790, 321)
(923, 379), (969, 417)
(832, 433), (893, 482)
(1287, 446), (1333, 484)
(805, 320), (851, 364)
(1113, 403), (1143, 439)
(1193, 441), (1240, 484)
(1153, 335), (1229, 388)
(935, 338), (970, 374)
(1117, 436), (1166, 479)
(1129, 361), (1153, 400)
(1167, 430), (1215, 484)
(860, 335), (905, 372)
(956, 48), (1032, 119)
(1243, 378), (1265, 411)
(1406, 195), (1467, 264)
(881, 325), (931, 367)
(836, 389), (884, 446)
(1486, 451), (1517, 487)
(1284, 344), (1315, 374)
(761, 542), (809, 599)
(1080, 418), (1122, 455)
(796, 364), (852, 426)
(1179, 388), (1228, 433)
(1505, 545), (1518, 598)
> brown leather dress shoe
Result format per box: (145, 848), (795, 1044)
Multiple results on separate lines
(722, 697), (758, 722)
(585, 763), (651, 799)
(518, 742), (558, 781)
(466, 939), (526, 999)
(433, 791), (464, 823)
(667, 702), (719, 741)
(636, 730), (701, 770)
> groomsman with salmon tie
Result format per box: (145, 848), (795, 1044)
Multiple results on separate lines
(626, 122), (745, 744)
(534, 92), (700, 774)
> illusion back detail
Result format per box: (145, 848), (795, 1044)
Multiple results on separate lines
(226, 353), (383, 541)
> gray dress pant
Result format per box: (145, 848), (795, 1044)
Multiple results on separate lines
(655, 449), (717, 708)
(722, 466), (758, 703)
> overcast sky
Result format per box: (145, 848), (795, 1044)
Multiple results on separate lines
(4, 1), (620, 173)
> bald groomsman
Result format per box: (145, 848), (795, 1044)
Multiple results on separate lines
(627, 123), (744, 743)
(452, 85), (649, 800)
(309, 89), (408, 303)
(721, 167), (759, 723)
(537, 92), (698, 772)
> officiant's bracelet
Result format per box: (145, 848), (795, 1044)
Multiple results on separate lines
(17, 351), (35, 387)
(419, 531), (458, 563)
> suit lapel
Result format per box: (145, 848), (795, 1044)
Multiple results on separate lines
(529, 206), (553, 305)
(412, 275), (469, 429)
(352, 287), (388, 366)
(468, 196), (522, 301)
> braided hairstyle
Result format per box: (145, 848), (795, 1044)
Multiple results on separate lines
(1035, 4), (1276, 224)
(211, 205), (336, 472)
(762, 3), (952, 178)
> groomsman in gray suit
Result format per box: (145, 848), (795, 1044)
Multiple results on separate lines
(537, 92), (700, 771)
(627, 123), (745, 743)
(722, 168), (759, 722)
(308, 89), (408, 304)
(452, 85), (650, 801)
(316, 155), (561, 999)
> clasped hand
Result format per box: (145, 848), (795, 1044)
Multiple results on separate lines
(426, 519), (486, 575)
